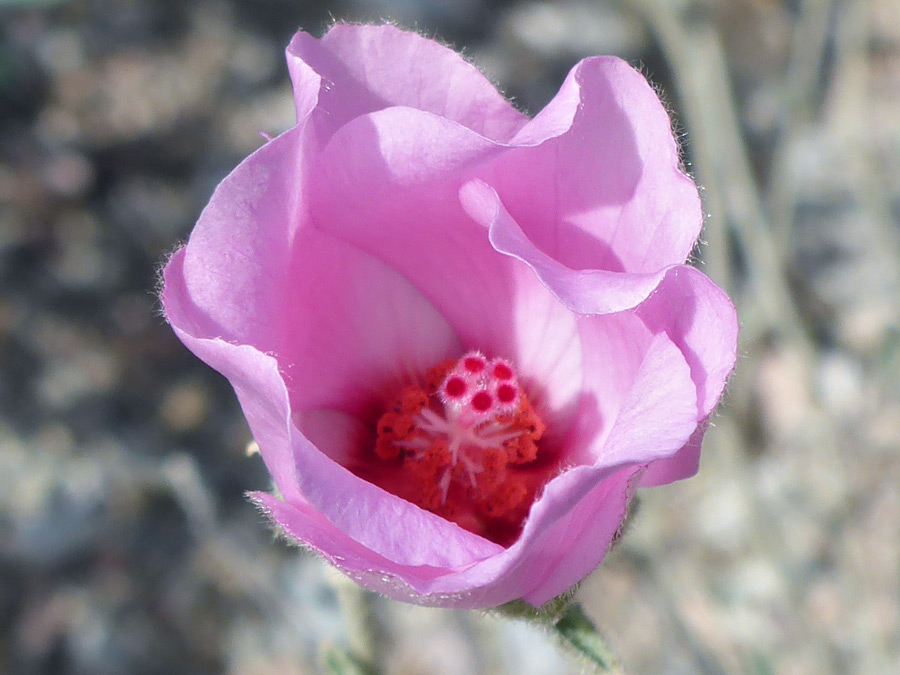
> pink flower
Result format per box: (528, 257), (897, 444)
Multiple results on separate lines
(161, 24), (738, 609)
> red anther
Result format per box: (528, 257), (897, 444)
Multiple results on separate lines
(479, 481), (527, 518)
(376, 412), (399, 437)
(504, 434), (538, 464)
(496, 383), (518, 405)
(375, 434), (401, 460)
(443, 376), (468, 399)
(423, 439), (451, 468)
(492, 361), (513, 381)
(463, 355), (486, 374)
(478, 448), (508, 490)
(396, 386), (428, 414)
(470, 390), (494, 413)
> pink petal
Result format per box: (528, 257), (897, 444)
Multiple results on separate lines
(253, 464), (640, 609)
(286, 429), (501, 568)
(291, 409), (372, 468)
(639, 426), (705, 488)
(167, 232), (497, 570)
(165, 278), (498, 569)
(500, 264), (583, 448)
(482, 57), (702, 286)
(167, 114), (463, 417)
(310, 106), (585, 436)
(636, 265), (739, 418)
(288, 24), (527, 143)
(161, 261), (300, 502)
(251, 491), (457, 589)
(519, 467), (641, 604)
(239, 314), (695, 607)
(461, 179), (673, 314)
(163, 125), (500, 570)
(636, 265), (739, 485)
(595, 333), (699, 469)
(175, 126), (306, 353)
(427, 463), (640, 607)
(309, 106), (507, 344)
(285, 40), (323, 127)
(279, 227), (462, 416)
(564, 315), (699, 471)
(562, 311), (654, 466)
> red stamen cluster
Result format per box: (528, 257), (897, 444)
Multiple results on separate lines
(370, 351), (546, 545)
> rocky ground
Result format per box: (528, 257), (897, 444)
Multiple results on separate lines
(2, 0), (899, 673)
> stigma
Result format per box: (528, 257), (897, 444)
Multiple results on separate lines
(371, 351), (546, 544)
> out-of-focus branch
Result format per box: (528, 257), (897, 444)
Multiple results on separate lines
(766, 0), (836, 251)
(622, 0), (814, 357)
(616, 3), (857, 665)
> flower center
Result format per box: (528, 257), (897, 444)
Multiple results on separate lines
(369, 351), (546, 545)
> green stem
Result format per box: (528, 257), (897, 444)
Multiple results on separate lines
(552, 603), (623, 673)
(326, 571), (386, 674)
(321, 645), (373, 675)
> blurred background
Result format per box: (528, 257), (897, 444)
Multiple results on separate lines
(1, 0), (898, 673)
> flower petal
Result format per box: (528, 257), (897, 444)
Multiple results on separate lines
(565, 316), (699, 471)
(169, 234), (498, 571)
(519, 466), (641, 605)
(310, 106), (508, 340)
(288, 24), (527, 143)
(426, 463), (640, 607)
(311, 107), (584, 435)
(287, 428), (502, 568)
(635, 265), (739, 485)
(162, 260), (300, 502)
(164, 125), (500, 570)
(639, 426), (705, 488)
(165, 277), (499, 570)
(637, 265), (739, 418)
(562, 311), (654, 466)
(251, 491), (455, 587)
(461, 179), (672, 314)
(596, 332), (699, 469)
(252, 464), (640, 609)
(173, 126), (305, 353)
(280, 228), (462, 416)
(482, 57), (702, 293)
